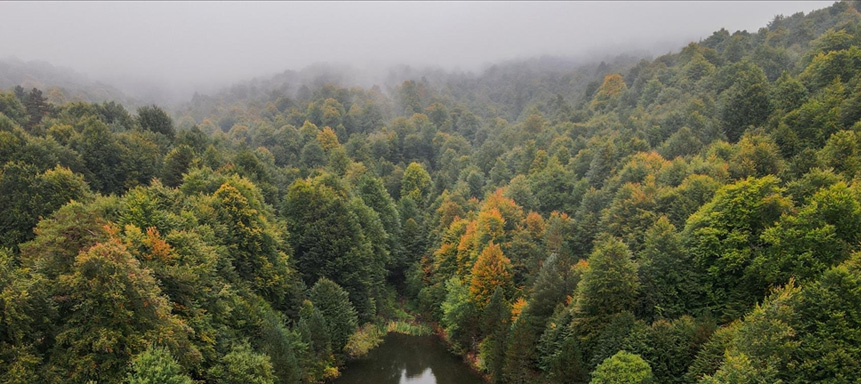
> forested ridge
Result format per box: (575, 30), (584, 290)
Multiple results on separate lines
(3, 2), (861, 383)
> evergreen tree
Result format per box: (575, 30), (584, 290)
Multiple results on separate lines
(309, 278), (359, 355)
(137, 105), (175, 138)
(481, 288), (511, 384)
(637, 217), (696, 320)
(162, 144), (195, 188)
(23, 88), (50, 132)
(283, 177), (378, 319)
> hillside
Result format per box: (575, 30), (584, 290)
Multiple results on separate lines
(0, 57), (135, 106)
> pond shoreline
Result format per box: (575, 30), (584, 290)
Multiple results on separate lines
(429, 322), (491, 383)
(334, 318), (489, 384)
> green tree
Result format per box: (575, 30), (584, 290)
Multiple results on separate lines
(0, 163), (93, 250)
(790, 253), (861, 382)
(401, 162), (432, 203)
(684, 176), (792, 320)
(212, 181), (295, 309)
(310, 278), (359, 355)
(127, 346), (193, 384)
(208, 344), (275, 384)
(53, 239), (194, 384)
(759, 182), (861, 285)
(590, 351), (654, 384)
(137, 105), (175, 138)
(23, 88), (50, 132)
(441, 277), (478, 351)
(283, 177), (378, 319)
(298, 300), (333, 380)
(700, 351), (775, 384)
(480, 288), (510, 383)
(162, 144), (195, 188)
(575, 236), (639, 320)
(356, 174), (403, 272)
(0, 91), (27, 126)
(637, 217), (697, 320)
(718, 62), (771, 143)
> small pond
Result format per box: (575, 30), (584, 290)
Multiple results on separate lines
(333, 333), (485, 384)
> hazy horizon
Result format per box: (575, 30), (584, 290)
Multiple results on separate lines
(0, 1), (835, 102)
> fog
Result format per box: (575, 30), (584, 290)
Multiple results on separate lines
(0, 1), (833, 103)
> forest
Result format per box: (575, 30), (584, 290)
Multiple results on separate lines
(2, 1), (861, 383)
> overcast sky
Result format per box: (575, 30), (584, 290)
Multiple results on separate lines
(0, 1), (834, 99)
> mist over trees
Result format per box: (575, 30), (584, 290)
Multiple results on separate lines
(2, 1), (861, 384)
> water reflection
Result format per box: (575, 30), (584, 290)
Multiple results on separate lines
(333, 333), (485, 384)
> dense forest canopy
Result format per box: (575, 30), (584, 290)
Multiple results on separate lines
(3, 2), (861, 384)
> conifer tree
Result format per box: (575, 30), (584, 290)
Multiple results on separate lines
(310, 278), (359, 355)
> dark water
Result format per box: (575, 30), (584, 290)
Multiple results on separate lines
(333, 333), (485, 384)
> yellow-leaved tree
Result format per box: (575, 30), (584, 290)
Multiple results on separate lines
(470, 242), (513, 310)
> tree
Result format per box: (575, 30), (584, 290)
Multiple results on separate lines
(527, 253), (573, 325)
(591, 74), (628, 111)
(470, 243), (514, 310)
(401, 162), (432, 203)
(162, 144), (195, 188)
(441, 277), (478, 351)
(283, 177), (379, 319)
(23, 88), (50, 132)
(575, 236), (639, 320)
(298, 300), (333, 380)
(208, 344), (275, 384)
(590, 351), (654, 384)
(137, 105), (175, 138)
(503, 312), (541, 384)
(718, 61), (771, 143)
(586, 141), (616, 189)
(686, 323), (740, 383)
(760, 182), (861, 285)
(310, 278), (358, 355)
(699, 351), (774, 384)
(258, 312), (302, 384)
(127, 346), (193, 384)
(684, 176), (792, 320)
(0, 91), (27, 126)
(212, 181), (295, 309)
(789, 253), (861, 382)
(356, 174), (403, 272)
(70, 117), (126, 194)
(480, 288), (510, 384)
(53, 239), (195, 384)
(637, 217), (697, 320)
